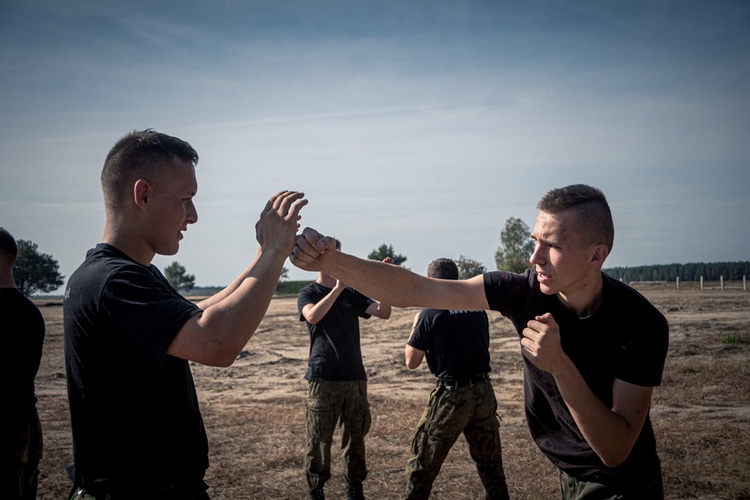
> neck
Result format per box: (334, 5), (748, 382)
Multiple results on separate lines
(558, 273), (604, 318)
(317, 273), (336, 288)
(102, 224), (154, 266)
(0, 272), (15, 288)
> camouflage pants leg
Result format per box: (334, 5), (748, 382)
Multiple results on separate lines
(403, 383), (471, 500)
(404, 379), (508, 500)
(306, 380), (370, 489)
(0, 407), (42, 500)
(462, 381), (509, 500)
(338, 380), (371, 485)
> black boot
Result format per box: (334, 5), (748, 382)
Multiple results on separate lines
(345, 481), (364, 500)
(308, 487), (325, 500)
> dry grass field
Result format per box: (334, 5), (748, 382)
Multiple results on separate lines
(33, 285), (750, 499)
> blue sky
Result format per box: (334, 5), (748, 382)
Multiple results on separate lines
(1, 0), (748, 292)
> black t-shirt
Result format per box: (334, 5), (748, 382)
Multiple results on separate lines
(408, 308), (491, 380)
(483, 269), (669, 486)
(1, 288), (45, 414)
(63, 244), (206, 490)
(297, 282), (372, 381)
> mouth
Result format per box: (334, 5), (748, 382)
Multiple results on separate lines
(536, 269), (551, 282)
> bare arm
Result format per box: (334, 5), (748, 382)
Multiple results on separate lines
(365, 299), (391, 319)
(301, 280), (346, 324)
(291, 227), (489, 311)
(522, 313), (653, 466)
(168, 191), (307, 367)
(405, 311), (425, 369)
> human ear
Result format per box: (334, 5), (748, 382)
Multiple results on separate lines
(133, 179), (151, 208)
(591, 244), (609, 265)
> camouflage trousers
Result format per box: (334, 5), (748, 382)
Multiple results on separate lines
(558, 468), (664, 500)
(305, 380), (371, 490)
(67, 486), (210, 500)
(404, 375), (509, 500)
(1, 406), (42, 500)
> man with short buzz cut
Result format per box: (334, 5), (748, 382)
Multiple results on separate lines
(298, 238), (392, 500)
(64, 129), (307, 499)
(292, 184), (670, 499)
(0, 227), (46, 500)
(403, 257), (509, 500)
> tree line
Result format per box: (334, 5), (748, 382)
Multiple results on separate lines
(603, 262), (750, 283)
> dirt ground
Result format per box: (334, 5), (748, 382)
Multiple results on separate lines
(33, 285), (750, 499)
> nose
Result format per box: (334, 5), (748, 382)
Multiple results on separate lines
(529, 242), (544, 265)
(187, 200), (198, 225)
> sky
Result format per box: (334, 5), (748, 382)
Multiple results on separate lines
(1, 0), (749, 293)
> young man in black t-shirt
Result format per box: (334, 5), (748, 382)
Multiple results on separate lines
(64, 130), (307, 499)
(0, 227), (45, 500)
(292, 184), (669, 499)
(298, 239), (391, 500)
(404, 258), (509, 500)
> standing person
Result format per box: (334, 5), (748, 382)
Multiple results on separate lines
(404, 258), (509, 500)
(292, 184), (669, 499)
(63, 129), (307, 499)
(298, 238), (392, 500)
(0, 227), (46, 500)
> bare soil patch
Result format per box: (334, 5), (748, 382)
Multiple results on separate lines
(33, 287), (750, 499)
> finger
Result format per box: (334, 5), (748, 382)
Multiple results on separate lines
(278, 191), (305, 215)
(294, 233), (321, 259)
(534, 312), (553, 324)
(286, 195), (308, 221)
(317, 235), (337, 252)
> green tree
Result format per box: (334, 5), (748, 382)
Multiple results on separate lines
(367, 244), (407, 266)
(13, 239), (65, 296)
(494, 217), (534, 273)
(456, 255), (486, 279)
(165, 261), (196, 294)
(280, 266), (289, 281)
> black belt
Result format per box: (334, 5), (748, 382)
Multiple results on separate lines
(437, 372), (489, 389)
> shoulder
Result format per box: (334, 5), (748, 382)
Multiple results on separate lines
(297, 282), (325, 304)
(602, 274), (668, 331)
(483, 269), (536, 311)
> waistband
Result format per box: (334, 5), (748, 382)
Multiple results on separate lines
(437, 372), (490, 389)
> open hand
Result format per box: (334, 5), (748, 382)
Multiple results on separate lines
(255, 191), (307, 255)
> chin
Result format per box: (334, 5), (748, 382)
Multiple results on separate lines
(538, 283), (556, 295)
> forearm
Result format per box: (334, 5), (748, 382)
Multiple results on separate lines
(326, 251), (460, 309)
(193, 248), (287, 362)
(198, 248), (263, 310)
(303, 286), (344, 324)
(553, 359), (642, 467)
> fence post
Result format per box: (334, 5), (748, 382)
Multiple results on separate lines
(676, 277), (680, 290)
(720, 275), (724, 290)
(744, 275), (747, 291)
(700, 276), (704, 290)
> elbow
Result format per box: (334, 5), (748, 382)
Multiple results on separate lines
(211, 343), (245, 367)
(597, 446), (634, 468)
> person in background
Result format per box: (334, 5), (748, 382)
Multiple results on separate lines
(64, 129), (307, 499)
(0, 227), (46, 500)
(292, 184), (669, 499)
(298, 238), (392, 500)
(403, 258), (509, 500)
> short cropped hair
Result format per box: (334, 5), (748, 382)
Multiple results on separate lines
(427, 258), (459, 280)
(537, 184), (615, 251)
(101, 129), (199, 208)
(0, 227), (18, 260)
